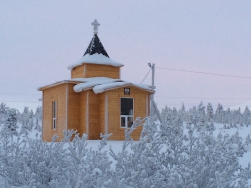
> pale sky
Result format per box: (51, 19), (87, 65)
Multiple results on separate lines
(1, 1), (251, 112)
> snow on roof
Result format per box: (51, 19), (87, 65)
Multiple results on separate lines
(38, 77), (154, 94)
(74, 77), (121, 92)
(93, 81), (131, 93)
(73, 77), (155, 94)
(67, 53), (124, 70)
(38, 79), (85, 91)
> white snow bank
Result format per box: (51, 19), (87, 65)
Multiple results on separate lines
(67, 53), (124, 70)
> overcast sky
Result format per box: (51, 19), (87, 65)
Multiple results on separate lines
(1, 1), (251, 111)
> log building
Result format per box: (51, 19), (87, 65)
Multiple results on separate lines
(38, 20), (155, 141)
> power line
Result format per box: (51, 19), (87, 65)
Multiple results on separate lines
(156, 67), (251, 79)
(0, 101), (41, 103)
(0, 93), (40, 95)
(141, 68), (151, 83)
(155, 96), (251, 100)
(156, 102), (246, 106)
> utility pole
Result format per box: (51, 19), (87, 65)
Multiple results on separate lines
(148, 63), (155, 88)
(148, 63), (155, 118)
(148, 63), (164, 124)
(151, 63), (155, 101)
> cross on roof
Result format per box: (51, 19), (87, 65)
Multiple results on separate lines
(92, 19), (100, 35)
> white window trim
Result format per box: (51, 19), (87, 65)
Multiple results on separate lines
(105, 92), (108, 134)
(120, 97), (134, 128)
(52, 101), (57, 130)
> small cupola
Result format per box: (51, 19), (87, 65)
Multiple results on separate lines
(84, 20), (109, 58)
(68, 19), (123, 79)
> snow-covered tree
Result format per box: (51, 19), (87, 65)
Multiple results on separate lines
(224, 107), (231, 124)
(214, 103), (224, 123)
(206, 102), (214, 123)
(2, 108), (18, 142)
(0, 102), (8, 125)
(232, 108), (242, 125)
(178, 102), (187, 121)
(161, 106), (173, 124)
(107, 116), (251, 187)
(29, 111), (35, 130)
(35, 106), (42, 120)
(0, 102), (250, 187)
(242, 106), (251, 126)
(21, 107), (32, 134)
(197, 102), (206, 128)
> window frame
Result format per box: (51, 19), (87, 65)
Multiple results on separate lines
(52, 101), (57, 130)
(120, 97), (134, 128)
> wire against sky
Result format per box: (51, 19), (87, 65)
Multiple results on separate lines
(155, 96), (251, 100)
(0, 101), (41, 103)
(156, 67), (251, 79)
(140, 68), (151, 83)
(0, 93), (40, 95)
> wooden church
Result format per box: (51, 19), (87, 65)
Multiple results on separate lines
(38, 20), (155, 141)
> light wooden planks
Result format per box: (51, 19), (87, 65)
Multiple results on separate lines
(71, 65), (85, 78)
(86, 64), (120, 79)
(88, 91), (101, 140)
(42, 81), (151, 141)
(71, 64), (120, 79)
(67, 84), (80, 132)
(107, 87), (151, 140)
(42, 84), (67, 142)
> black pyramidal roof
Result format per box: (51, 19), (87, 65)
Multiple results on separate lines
(84, 34), (109, 58)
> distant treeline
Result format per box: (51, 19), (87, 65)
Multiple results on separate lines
(161, 102), (251, 126)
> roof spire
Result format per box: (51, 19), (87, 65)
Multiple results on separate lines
(92, 19), (100, 35)
(83, 20), (109, 57)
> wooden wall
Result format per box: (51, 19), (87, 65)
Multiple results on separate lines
(67, 84), (80, 132)
(71, 65), (84, 79)
(77, 90), (104, 140)
(88, 91), (101, 139)
(42, 83), (151, 141)
(79, 91), (87, 136)
(71, 64), (120, 79)
(42, 84), (67, 142)
(99, 93), (106, 135)
(107, 87), (151, 140)
(85, 64), (120, 79)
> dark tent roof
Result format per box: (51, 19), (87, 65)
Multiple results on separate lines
(84, 34), (109, 58)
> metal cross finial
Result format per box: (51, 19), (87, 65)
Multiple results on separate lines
(92, 19), (100, 35)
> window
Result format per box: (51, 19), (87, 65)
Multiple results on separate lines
(52, 101), (57, 130)
(124, 88), (130, 95)
(120, 98), (133, 128)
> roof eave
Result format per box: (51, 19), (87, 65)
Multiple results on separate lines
(93, 84), (155, 94)
(38, 80), (82, 91)
(68, 62), (124, 70)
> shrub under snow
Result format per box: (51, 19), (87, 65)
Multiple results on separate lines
(0, 114), (250, 187)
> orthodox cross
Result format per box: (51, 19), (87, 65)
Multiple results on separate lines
(92, 19), (100, 35)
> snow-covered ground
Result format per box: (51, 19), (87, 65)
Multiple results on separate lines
(0, 121), (250, 187)
(212, 123), (251, 168)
